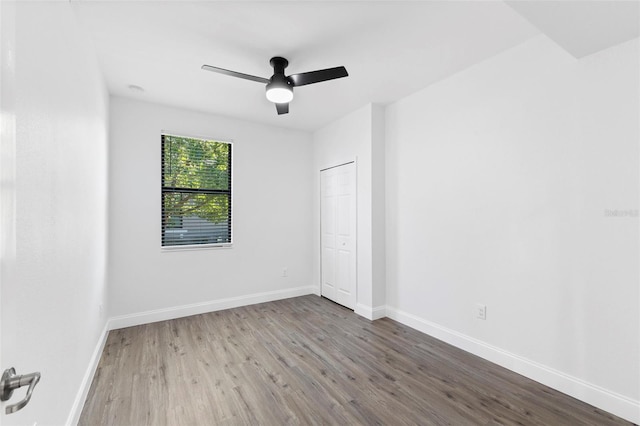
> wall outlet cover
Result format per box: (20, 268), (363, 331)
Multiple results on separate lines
(475, 303), (487, 320)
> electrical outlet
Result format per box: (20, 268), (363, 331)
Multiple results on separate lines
(282, 267), (288, 277)
(475, 303), (487, 320)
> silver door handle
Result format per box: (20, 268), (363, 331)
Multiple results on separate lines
(1, 367), (41, 414)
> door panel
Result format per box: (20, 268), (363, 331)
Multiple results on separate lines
(320, 163), (356, 309)
(321, 247), (336, 300)
(337, 195), (350, 236)
(336, 248), (351, 307)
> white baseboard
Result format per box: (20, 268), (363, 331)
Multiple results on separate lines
(66, 322), (109, 426)
(108, 286), (316, 330)
(354, 304), (386, 320)
(385, 306), (640, 425)
(354, 303), (372, 319)
(372, 305), (386, 320)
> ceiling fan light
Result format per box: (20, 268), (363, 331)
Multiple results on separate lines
(266, 80), (293, 103)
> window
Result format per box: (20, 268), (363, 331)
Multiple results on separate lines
(161, 134), (232, 247)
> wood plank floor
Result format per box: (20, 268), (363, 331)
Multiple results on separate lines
(79, 295), (633, 426)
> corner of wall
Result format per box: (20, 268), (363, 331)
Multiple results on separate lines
(371, 104), (386, 309)
(66, 322), (110, 426)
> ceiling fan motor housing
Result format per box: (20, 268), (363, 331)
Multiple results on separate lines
(266, 57), (294, 103)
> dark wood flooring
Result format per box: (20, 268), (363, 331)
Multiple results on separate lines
(79, 295), (633, 425)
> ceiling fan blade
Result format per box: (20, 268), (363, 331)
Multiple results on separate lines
(275, 103), (289, 115)
(201, 64), (270, 84)
(289, 66), (348, 87)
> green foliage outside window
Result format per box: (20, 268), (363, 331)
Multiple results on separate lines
(162, 135), (232, 246)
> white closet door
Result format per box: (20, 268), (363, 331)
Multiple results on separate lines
(320, 162), (356, 309)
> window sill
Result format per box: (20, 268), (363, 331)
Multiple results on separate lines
(161, 243), (233, 252)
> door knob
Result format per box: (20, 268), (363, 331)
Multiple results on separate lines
(1, 367), (41, 414)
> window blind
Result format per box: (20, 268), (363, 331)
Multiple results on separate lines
(161, 134), (232, 247)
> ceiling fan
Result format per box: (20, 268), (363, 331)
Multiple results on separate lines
(201, 57), (348, 115)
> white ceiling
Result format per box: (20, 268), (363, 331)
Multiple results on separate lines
(71, 1), (639, 132)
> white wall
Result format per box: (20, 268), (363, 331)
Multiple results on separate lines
(312, 104), (386, 318)
(0, 2), (109, 425)
(108, 98), (313, 321)
(385, 34), (639, 422)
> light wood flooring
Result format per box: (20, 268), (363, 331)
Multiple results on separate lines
(79, 295), (634, 425)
